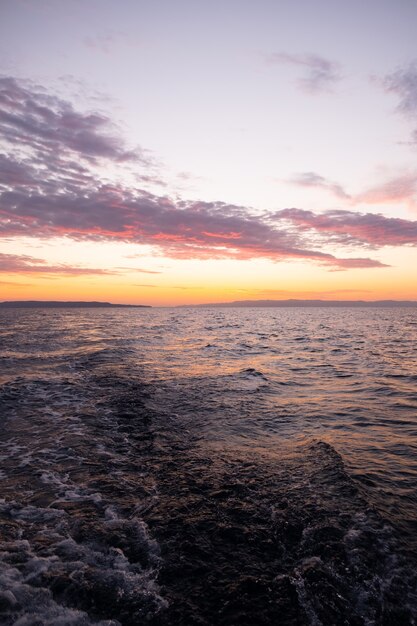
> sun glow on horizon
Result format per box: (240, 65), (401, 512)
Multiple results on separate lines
(1, 2), (417, 304)
(1, 234), (415, 306)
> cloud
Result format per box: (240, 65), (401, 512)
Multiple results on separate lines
(0, 153), (37, 187)
(0, 76), (393, 272)
(0, 177), (390, 269)
(0, 280), (32, 286)
(329, 257), (387, 270)
(273, 208), (417, 247)
(288, 171), (351, 199)
(0, 253), (115, 276)
(133, 284), (157, 288)
(0, 175), (387, 269)
(266, 52), (342, 93)
(116, 267), (162, 273)
(83, 32), (120, 55)
(83, 31), (140, 55)
(383, 63), (417, 118)
(288, 169), (417, 209)
(357, 173), (417, 208)
(382, 63), (417, 145)
(0, 75), (141, 163)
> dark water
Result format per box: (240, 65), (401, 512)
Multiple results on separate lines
(0, 307), (416, 625)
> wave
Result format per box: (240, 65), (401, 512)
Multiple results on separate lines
(1, 307), (417, 624)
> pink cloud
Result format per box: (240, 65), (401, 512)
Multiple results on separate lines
(0, 175), (388, 269)
(274, 208), (417, 247)
(266, 52), (342, 93)
(0, 76), (142, 163)
(0, 76), (394, 272)
(382, 63), (417, 119)
(287, 169), (417, 209)
(288, 171), (351, 200)
(116, 267), (162, 273)
(0, 253), (115, 276)
(381, 63), (417, 146)
(356, 174), (417, 208)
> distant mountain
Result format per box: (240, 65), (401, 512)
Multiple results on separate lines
(0, 301), (151, 308)
(189, 299), (417, 308)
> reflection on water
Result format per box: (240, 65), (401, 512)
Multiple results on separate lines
(0, 307), (417, 624)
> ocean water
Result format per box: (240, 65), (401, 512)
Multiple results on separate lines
(0, 306), (416, 625)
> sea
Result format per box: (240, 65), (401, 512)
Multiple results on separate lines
(0, 306), (416, 625)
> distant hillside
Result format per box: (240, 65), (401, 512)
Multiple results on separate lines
(190, 299), (417, 308)
(0, 301), (151, 308)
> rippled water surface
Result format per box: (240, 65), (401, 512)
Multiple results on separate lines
(1, 307), (416, 625)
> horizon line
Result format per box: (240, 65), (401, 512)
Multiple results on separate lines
(2, 298), (417, 309)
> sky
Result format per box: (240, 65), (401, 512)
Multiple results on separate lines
(1, 0), (417, 305)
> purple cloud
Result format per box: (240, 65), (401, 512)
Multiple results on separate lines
(287, 169), (417, 208)
(382, 63), (417, 145)
(0, 253), (115, 276)
(83, 32), (120, 55)
(0, 154), (37, 187)
(0, 76), (392, 272)
(274, 208), (417, 247)
(383, 63), (417, 118)
(266, 52), (342, 93)
(0, 175), (389, 270)
(83, 31), (139, 55)
(288, 171), (351, 199)
(0, 76), (141, 163)
(357, 173), (417, 207)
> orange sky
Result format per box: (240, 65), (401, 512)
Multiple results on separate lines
(1, 238), (416, 305)
(1, 2), (417, 305)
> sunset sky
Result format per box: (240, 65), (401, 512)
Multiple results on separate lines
(1, 0), (417, 305)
